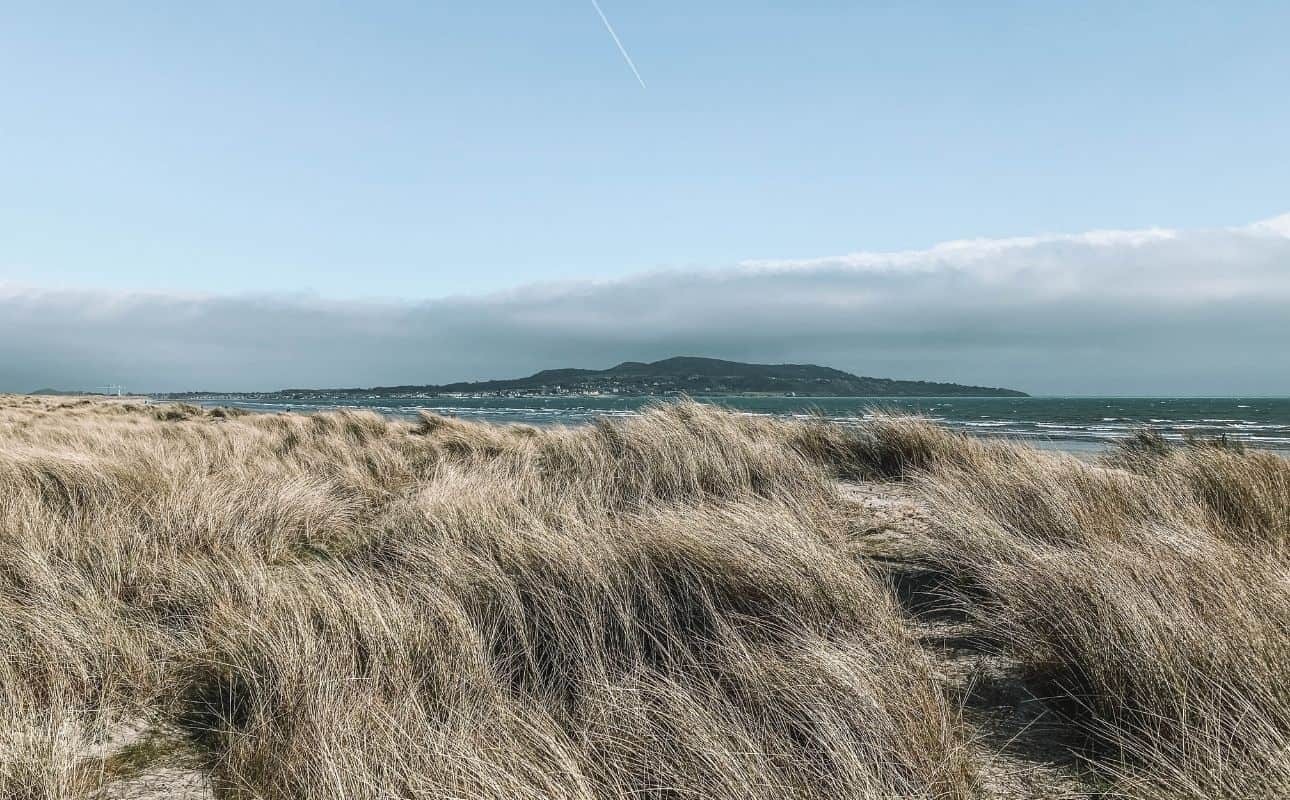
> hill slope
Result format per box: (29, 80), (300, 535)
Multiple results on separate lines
(293, 356), (1028, 398)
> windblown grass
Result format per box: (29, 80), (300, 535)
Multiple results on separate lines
(901, 419), (1290, 799)
(2, 395), (1285, 798)
(0, 396), (975, 799)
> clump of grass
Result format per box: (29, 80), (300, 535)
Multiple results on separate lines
(151, 402), (204, 421)
(785, 411), (1016, 480)
(913, 430), (1290, 798)
(206, 405), (248, 419)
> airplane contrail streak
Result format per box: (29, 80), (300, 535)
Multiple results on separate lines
(590, 0), (646, 88)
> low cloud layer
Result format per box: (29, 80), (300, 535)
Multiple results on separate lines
(4, 215), (1289, 395)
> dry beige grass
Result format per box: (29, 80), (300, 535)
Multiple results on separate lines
(0, 396), (975, 799)
(0, 395), (1285, 799)
(899, 422), (1290, 799)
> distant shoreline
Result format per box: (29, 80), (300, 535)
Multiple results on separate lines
(168, 394), (1290, 455)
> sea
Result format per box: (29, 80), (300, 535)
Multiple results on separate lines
(187, 395), (1290, 455)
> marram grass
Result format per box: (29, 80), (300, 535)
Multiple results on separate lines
(0, 394), (1285, 799)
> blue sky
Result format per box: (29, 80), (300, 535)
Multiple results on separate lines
(4, 1), (1289, 299)
(3, 2), (1289, 394)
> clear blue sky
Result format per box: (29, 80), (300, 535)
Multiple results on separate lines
(3, 1), (1288, 300)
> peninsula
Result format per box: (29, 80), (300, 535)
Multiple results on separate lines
(165, 356), (1028, 399)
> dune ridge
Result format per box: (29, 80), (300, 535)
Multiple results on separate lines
(0, 395), (1284, 799)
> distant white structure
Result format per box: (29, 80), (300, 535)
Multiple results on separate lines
(96, 384), (126, 396)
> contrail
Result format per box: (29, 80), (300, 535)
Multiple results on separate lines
(590, 0), (646, 88)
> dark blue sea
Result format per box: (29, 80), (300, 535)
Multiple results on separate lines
(187, 395), (1290, 454)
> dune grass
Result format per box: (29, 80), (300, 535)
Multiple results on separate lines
(901, 421), (1290, 798)
(0, 396), (975, 799)
(0, 395), (1285, 798)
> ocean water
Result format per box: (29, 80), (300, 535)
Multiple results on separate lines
(191, 395), (1290, 453)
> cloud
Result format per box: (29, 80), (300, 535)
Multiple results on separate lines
(3, 216), (1289, 395)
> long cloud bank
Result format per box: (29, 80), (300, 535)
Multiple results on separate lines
(3, 215), (1289, 395)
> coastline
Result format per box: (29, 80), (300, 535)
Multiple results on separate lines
(177, 394), (1290, 455)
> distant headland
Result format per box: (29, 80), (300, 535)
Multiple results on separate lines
(163, 356), (1028, 399)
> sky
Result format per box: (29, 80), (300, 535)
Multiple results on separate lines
(2, 2), (1289, 394)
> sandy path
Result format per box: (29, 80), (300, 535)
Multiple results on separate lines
(841, 480), (1098, 799)
(85, 720), (212, 800)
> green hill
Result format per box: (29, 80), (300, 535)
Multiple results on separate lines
(280, 356), (1028, 398)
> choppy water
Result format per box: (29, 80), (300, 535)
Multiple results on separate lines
(187, 395), (1290, 453)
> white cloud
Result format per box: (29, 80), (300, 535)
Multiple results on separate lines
(1248, 212), (1290, 236)
(2, 216), (1288, 395)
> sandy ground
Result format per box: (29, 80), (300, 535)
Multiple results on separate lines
(842, 481), (1097, 799)
(86, 719), (212, 800)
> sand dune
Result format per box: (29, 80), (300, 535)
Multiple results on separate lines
(0, 396), (1284, 799)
